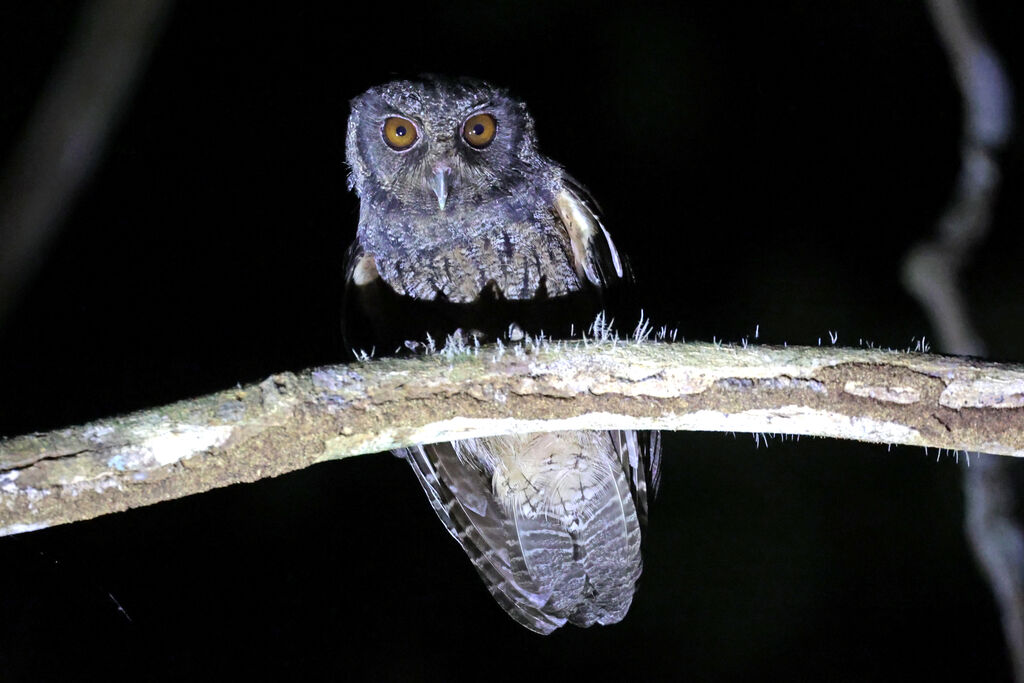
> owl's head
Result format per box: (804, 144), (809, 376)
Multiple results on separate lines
(346, 77), (548, 212)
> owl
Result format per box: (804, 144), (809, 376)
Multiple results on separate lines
(343, 76), (661, 634)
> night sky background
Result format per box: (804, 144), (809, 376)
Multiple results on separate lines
(2, 2), (1023, 680)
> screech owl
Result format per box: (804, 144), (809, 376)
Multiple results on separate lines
(343, 76), (661, 634)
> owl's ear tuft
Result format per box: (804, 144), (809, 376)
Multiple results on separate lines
(344, 104), (367, 193)
(509, 99), (537, 155)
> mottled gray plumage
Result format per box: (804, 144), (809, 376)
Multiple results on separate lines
(343, 76), (660, 634)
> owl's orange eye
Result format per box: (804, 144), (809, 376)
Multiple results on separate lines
(382, 116), (418, 150)
(462, 113), (497, 149)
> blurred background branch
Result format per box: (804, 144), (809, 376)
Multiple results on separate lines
(0, 0), (170, 324)
(904, 0), (1020, 678)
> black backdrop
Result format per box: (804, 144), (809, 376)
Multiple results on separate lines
(2, 2), (1023, 680)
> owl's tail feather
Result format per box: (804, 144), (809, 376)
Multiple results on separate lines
(400, 429), (658, 634)
(566, 462), (644, 627)
(509, 512), (586, 616)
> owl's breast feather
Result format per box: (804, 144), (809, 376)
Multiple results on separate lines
(360, 206), (580, 302)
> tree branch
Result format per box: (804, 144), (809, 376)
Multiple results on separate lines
(2, 340), (1022, 536)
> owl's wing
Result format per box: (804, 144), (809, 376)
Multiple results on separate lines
(342, 239), (379, 288)
(555, 176), (630, 289)
(614, 430), (662, 527)
(398, 442), (569, 634)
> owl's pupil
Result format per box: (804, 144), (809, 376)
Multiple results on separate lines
(395, 125), (407, 137)
(471, 123), (485, 136)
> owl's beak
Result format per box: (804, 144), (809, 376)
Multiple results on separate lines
(428, 166), (451, 211)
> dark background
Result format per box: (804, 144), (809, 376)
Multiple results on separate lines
(2, 1), (1023, 680)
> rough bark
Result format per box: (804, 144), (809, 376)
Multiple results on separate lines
(2, 340), (1022, 536)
